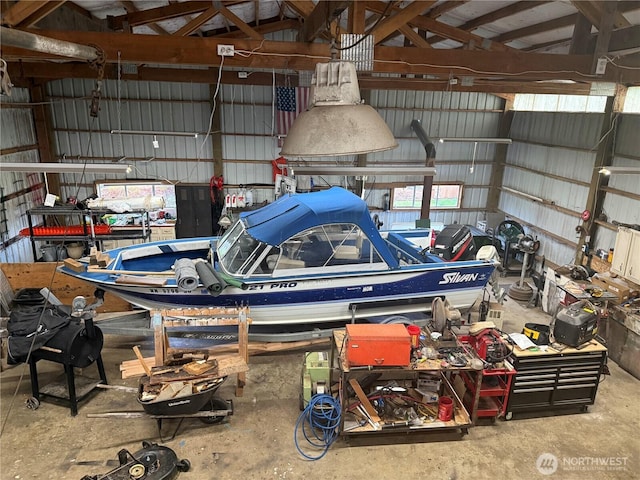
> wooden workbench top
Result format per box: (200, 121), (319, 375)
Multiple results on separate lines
(510, 338), (607, 357)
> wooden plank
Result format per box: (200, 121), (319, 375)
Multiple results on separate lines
(1, 1), (54, 27)
(154, 318), (165, 367)
(399, 25), (432, 49)
(348, 378), (381, 423)
(115, 275), (167, 286)
(0, 262), (131, 313)
(109, 1), (214, 29)
(371, 1), (435, 44)
(174, 7), (218, 36)
(132, 345), (152, 376)
(219, 6), (263, 40)
(299, 0), (350, 42)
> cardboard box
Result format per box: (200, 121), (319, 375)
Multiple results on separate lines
(345, 324), (411, 367)
(591, 273), (631, 302)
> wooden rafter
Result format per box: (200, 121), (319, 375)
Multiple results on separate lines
(174, 6), (218, 37)
(370, 1), (435, 44)
(348, 1), (366, 34)
(493, 2), (639, 44)
(399, 25), (432, 49)
(285, 0), (315, 18)
(214, 18), (300, 39)
(366, 1), (513, 51)
(1, 0), (66, 27)
(109, 1), (228, 29)
(300, 0), (350, 42)
(120, 1), (169, 35)
(426, 0), (468, 19)
(570, 0), (631, 30)
(428, 1), (552, 45)
(219, 5), (263, 40)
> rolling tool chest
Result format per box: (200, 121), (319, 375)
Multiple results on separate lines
(504, 340), (607, 420)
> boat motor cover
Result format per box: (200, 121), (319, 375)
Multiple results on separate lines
(7, 304), (71, 364)
(433, 224), (476, 261)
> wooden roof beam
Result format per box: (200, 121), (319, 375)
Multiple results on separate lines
(109, 1), (212, 29)
(2, 0), (66, 27)
(348, 1), (366, 34)
(285, 0), (315, 18)
(428, 1), (552, 45)
(366, 1), (514, 52)
(5, 31), (631, 82)
(493, 2), (639, 44)
(371, 1), (436, 44)
(120, 1), (170, 35)
(399, 25), (432, 49)
(299, 0), (350, 42)
(219, 5), (263, 40)
(7, 61), (595, 94)
(214, 18), (300, 38)
(425, 1), (469, 19)
(174, 6), (218, 36)
(570, 0), (631, 30)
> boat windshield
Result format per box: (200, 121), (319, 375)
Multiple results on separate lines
(218, 220), (272, 275)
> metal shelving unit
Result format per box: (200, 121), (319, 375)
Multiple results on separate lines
(26, 206), (151, 260)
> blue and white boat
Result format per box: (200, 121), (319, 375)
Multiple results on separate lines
(59, 187), (496, 325)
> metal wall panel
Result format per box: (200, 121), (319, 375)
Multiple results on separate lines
(0, 88), (43, 262)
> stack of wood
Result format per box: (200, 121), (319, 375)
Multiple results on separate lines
(88, 246), (113, 268)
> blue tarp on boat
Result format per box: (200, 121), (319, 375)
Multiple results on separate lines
(239, 187), (398, 268)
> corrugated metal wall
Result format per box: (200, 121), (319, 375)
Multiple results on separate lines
(0, 88), (44, 262)
(47, 78), (214, 203)
(596, 114), (640, 250)
(502, 111), (640, 266)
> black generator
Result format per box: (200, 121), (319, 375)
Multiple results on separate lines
(553, 300), (599, 347)
(433, 224), (476, 261)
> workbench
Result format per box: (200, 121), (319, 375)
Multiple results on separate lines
(504, 339), (607, 420)
(331, 329), (483, 439)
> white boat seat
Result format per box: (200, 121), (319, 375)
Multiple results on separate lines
(274, 257), (306, 269)
(333, 245), (360, 260)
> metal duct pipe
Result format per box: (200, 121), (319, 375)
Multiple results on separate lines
(0, 26), (99, 61)
(410, 119), (437, 220)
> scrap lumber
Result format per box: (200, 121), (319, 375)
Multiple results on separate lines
(63, 258), (85, 273)
(115, 275), (167, 286)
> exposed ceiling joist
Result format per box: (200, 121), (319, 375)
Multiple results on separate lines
(570, 0), (631, 30)
(299, 0), (350, 42)
(370, 0), (435, 44)
(428, 1), (552, 45)
(399, 25), (432, 49)
(219, 5), (263, 39)
(285, 0), (315, 18)
(214, 18), (300, 38)
(120, 1), (170, 36)
(174, 6), (218, 36)
(348, 1), (366, 34)
(2, 0), (68, 28)
(4, 29), (630, 83)
(426, 1), (469, 19)
(108, 1), (223, 29)
(6, 61), (593, 95)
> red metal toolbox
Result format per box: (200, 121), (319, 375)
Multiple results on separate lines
(345, 324), (411, 367)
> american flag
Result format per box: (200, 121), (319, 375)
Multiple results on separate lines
(276, 86), (310, 147)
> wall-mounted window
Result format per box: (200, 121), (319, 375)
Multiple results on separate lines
(391, 184), (462, 210)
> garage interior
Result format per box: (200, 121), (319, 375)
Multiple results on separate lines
(1, 1), (640, 479)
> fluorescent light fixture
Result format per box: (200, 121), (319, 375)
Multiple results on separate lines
(438, 137), (512, 144)
(598, 166), (640, 175)
(290, 166), (437, 176)
(1, 162), (132, 174)
(110, 129), (198, 138)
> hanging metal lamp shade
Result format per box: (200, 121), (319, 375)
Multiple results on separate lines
(280, 61), (398, 157)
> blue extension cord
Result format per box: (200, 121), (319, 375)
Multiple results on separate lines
(294, 394), (341, 461)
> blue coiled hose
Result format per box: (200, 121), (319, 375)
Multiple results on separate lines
(294, 394), (341, 461)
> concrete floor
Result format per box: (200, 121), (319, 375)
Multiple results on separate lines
(1, 290), (639, 480)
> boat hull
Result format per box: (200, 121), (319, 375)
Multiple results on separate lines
(65, 262), (494, 325)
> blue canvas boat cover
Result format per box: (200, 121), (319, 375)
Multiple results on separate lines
(240, 187), (398, 268)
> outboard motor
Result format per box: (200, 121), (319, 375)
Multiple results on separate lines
(432, 224), (476, 261)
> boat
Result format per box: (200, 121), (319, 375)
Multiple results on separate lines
(58, 187), (497, 325)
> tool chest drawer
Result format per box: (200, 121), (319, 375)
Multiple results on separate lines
(505, 341), (607, 420)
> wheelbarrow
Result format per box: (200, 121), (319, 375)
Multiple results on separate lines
(89, 376), (233, 441)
